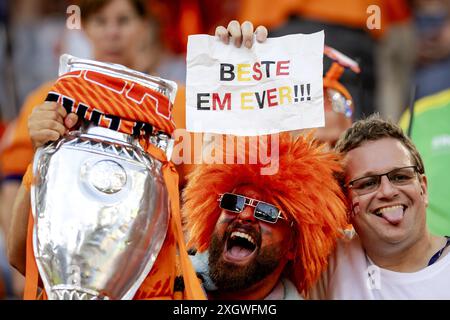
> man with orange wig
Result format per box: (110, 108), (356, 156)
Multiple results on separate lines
(182, 133), (349, 299)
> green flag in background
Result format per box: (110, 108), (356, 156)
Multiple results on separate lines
(399, 89), (450, 236)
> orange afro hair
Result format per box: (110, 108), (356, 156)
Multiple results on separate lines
(182, 132), (349, 295)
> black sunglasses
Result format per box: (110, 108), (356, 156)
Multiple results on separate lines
(217, 193), (286, 224)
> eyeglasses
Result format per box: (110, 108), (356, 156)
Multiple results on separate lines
(217, 193), (286, 224)
(346, 165), (419, 196)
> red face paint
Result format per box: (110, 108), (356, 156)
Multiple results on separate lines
(351, 200), (360, 217)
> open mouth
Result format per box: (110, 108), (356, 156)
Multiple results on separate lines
(223, 230), (258, 264)
(372, 205), (406, 225)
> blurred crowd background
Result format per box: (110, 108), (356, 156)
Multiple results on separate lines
(0, 0), (449, 299)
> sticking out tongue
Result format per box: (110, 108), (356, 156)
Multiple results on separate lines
(229, 245), (253, 259)
(380, 207), (404, 225)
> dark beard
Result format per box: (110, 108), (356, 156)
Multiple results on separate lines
(208, 232), (284, 292)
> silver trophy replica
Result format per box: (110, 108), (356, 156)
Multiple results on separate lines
(30, 54), (177, 300)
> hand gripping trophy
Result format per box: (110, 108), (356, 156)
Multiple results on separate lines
(23, 55), (205, 300)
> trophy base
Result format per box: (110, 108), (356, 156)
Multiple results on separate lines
(50, 285), (110, 300)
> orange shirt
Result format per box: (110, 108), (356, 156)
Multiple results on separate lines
(0, 121), (5, 139)
(238, 0), (411, 38)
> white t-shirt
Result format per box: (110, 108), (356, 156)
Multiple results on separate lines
(190, 251), (303, 300)
(309, 233), (450, 299)
(264, 278), (304, 300)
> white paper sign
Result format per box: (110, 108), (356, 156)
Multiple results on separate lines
(186, 31), (324, 136)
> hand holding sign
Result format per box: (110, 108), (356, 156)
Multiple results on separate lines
(187, 28), (324, 136)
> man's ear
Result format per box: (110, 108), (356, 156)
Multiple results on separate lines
(419, 174), (428, 206)
(285, 233), (296, 260)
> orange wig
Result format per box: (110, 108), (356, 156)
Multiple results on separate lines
(182, 132), (349, 294)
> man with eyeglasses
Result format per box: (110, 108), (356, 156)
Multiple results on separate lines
(182, 133), (348, 299)
(309, 114), (450, 299)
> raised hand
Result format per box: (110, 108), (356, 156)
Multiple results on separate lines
(215, 20), (268, 49)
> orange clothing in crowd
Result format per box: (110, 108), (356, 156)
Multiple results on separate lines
(239, 0), (411, 38)
(0, 82), (188, 181)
